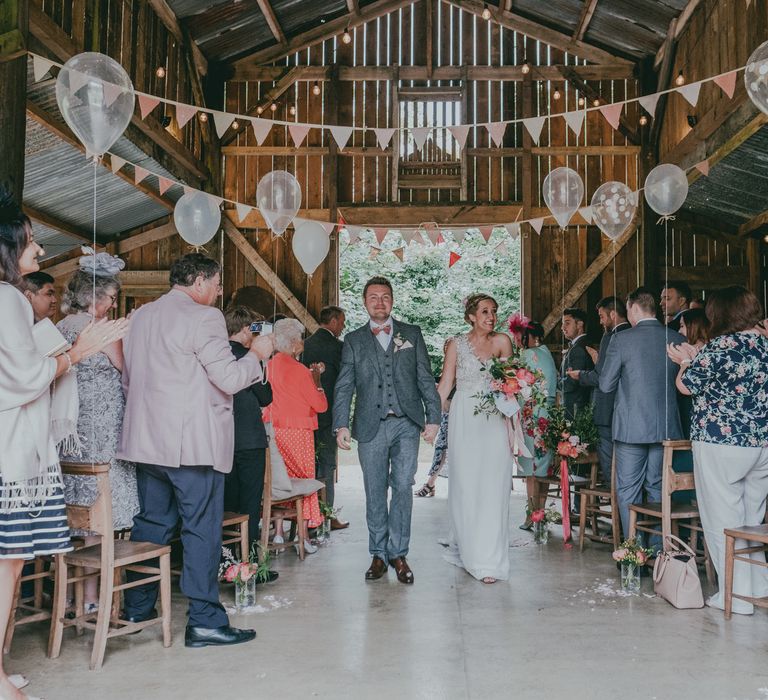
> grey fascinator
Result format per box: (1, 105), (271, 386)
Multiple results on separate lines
(78, 246), (125, 277)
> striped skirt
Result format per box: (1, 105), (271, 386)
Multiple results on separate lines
(0, 471), (72, 560)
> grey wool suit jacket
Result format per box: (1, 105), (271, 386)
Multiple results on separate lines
(332, 319), (441, 443)
(598, 319), (685, 444)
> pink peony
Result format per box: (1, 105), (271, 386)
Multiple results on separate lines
(530, 509), (545, 523)
(502, 378), (521, 395)
(515, 368), (536, 385)
(612, 548), (628, 562)
(224, 564), (239, 583)
(239, 564), (254, 582)
(490, 379), (505, 392)
(636, 551), (647, 565)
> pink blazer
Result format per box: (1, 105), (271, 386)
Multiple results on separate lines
(263, 352), (328, 430)
(117, 289), (263, 473)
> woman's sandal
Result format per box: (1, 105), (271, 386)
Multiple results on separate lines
(415, 483), (435, 498)
(518, 519), (533, 531)
(482, 577), (497, 584)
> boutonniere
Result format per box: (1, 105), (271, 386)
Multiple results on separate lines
(393, 332), (414, 352)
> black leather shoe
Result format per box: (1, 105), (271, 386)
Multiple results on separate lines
(255, 570), (279, 584)
(185, 624), (256, 648)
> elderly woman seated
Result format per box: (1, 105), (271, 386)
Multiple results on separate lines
(263, 318), (327, 554)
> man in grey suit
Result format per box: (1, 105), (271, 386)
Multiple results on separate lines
(559, 307), (594, 418)
(599, 288), (684, 548)
(333, 276), (441, 584)
(567, 296), (630, 483)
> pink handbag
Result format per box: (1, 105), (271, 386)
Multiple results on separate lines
(653, 534), (704, 609)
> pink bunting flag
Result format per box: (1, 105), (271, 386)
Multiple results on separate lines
(529, 217), (545, 235)
(110, 156), (126, 174)
(134, 166), (149, 185)
(487, 122), (507, 147)
(175, 103), (198, 129)
(289, 124), (311, 147)
(694, 160), (710, 177)
(425, 229), (440, 245)
(32, 55), (54, 83)
(411, 127), (430, 150)
(677, 82), (702, 108)
(436, 233), (445, 245)
(213, 111), (234, 138)
(368, 247), (381, 260)
(373, 127), (396, 150)
(250, 118), (272, 146)
(236, 203), (253, 223)
(578, 206), (594, 224)
(102, 81), (123, 108)
(563, 111), (585, 137)
(522, 116), (547, 145)
(638, 93), (660, 118)
(478, 225), (493, 242)
(158, 177), (174, 195)
(599, 102), (624, 131)
(714, 71), (738, 99)
(448, 251), (461, 268)
(448, 125), (470, 147)
(505, 223), (521, 239)
(374, 227), (388, 244)
(329, 125), (354, 151)
(138, 94), (160, 120)
(393, 247), (405, 261)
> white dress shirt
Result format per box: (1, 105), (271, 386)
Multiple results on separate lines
(369, 317), (393, 351)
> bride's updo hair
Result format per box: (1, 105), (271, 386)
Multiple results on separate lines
(464, 293), (498, 324)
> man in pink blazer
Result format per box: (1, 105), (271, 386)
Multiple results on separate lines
(118, 253), (274, 648)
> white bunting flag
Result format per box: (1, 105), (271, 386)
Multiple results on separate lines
(563, 111), (585, 137)
(317, 221), (336, 234)
(411, 127), (430, 151)
(175, 104), (198, 129)
(448, 125), (470, 147)
(599, 102), (624, 131)
(33, 55), (54, 83)
(677, 82), (702, 108)
(368, 247), (381, 260)
(235, 203), (253, 223)
(289, 124), (311, 147)
(207, 194), (224, 208)
(496, 242), (508, 255)
(347, 225), (362, 244)
(505, 223), (521, 239)
(68, 69), (90, 97)
(213, 111), (234, 138)
(714, 71), (738, 99)
(110, 156), (126, 174)
(578, 206), (594, 224)
(138, 94), (160, 120)
(638, 93), (661, 118)
(373, 127), (396, 150)
(522, 116), (547, 145)
(134, 166), (149, 185)
(158, 177), (173, 195)
(529, 217), (545, 235)
(487, 122), (507, 147)
(329, 125), (354, 151)
(250, 118), (272, 145)
(102, 81), (123, 108)
(451, 228), (467, 244)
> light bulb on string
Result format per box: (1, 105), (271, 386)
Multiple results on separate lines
(155, 66), (166, 79)
(270, 102), (278, 112)
(577, 96), (585, 107)
(231, 120), (240, 131)
(593, 98), (601, 107)
(256, 105), (264, 115)
(521, 61), (530, 75)
(312, 81), (321, 96)
(553, 88), (561, 101)
(675, 70), (685, 86)
(289, 105), (296, 116)
(342, 28), (352, 44)
(481, 4), (491, 20)
(639, 115), (648, 126)
(198, 112), (208, 123)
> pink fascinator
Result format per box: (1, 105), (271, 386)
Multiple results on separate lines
(507, 312), (530, 337)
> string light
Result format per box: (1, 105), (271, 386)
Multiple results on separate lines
(198, 112), (208, 123)
(593, 98), (601, 107)
(553, 88), (561, 101)
(289, 105), (296, 116)
(231, 120), (239, 130)
(639, 115), (648, 126)
(342, 28), (352, 44)
(481, 4), (491, 20)
(675, 70), (685, 86)
(155, 66), (166, 79)
(270, 102), (277, 112)
(312, 81), (321, 96)
(256, 105), (264, 114)
(577, 96), (585, 107)
(521, 61), (530, 75)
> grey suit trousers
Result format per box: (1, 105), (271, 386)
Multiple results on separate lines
(614, 441), (663, 550)
(596, 424), (613, 483)
(357, 416), (421, 560)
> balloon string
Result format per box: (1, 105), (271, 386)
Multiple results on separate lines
(91, 158), (97, 467)
(664, 218), (669, 440)
(656, 214), (676, 225)
(272, 234), (278, 322)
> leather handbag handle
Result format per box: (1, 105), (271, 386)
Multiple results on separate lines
(653, 553), (668, 583)
(664, 533), (697, 558)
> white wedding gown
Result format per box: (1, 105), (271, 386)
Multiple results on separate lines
(443, 334), (514, 581)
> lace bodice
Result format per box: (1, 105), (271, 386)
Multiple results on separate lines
(454, 334), (489, 393)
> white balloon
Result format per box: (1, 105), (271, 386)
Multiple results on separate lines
(590, 181), (637, 241)
(745, 39), (768, 116)
(542, 167), (584, 229)
(644, 163), (688, 217)
(256, 171), (302, 235)
(55, 52), (134, 156)
(292, 221), (330, 275)
(174, 192), (221, 246)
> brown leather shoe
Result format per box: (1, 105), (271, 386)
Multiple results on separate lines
(365, 557), (387, 581)
(330, 517), (349, 530)
(388, 556), (414, 584)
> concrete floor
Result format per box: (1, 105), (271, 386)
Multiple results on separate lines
(8, 454), (768, 700)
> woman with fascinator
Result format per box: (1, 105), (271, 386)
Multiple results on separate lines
(55, 250), (139, 614)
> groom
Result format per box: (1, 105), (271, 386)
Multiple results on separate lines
(333, 276), (441, 584)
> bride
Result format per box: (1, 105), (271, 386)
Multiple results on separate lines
(438, 294), (515, 583)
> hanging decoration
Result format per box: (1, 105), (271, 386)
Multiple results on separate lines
(256, 170), (302, 236)
(174, 192), (221, 246)
(542, 167), (584, 230)
(590, 182), (638, 241)
(745, 39), (768, 115)
(644, 164), (688, 218)
(292, 221), (330, 275)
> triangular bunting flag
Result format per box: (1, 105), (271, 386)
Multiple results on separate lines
(110, 156), (126, 174)
(529, 218), (545, 235)
(289, 124), (311, 147)
(175, 103), (197, 129)
(368, 247), (381, 260)
(347, 225), (362, 244)
(213, 111), (234, 138)
(236, 203), (253, 223)
(694, 160), (710, 177)
(33, 55), (54, 82)
(393, 247), (405, 262)
(374, 227), (388, 244)
(134, 166), (149, 185)
(400, 230), (417, 245)
(677, 82), (702, 108)
(337, 212), (347, 227)
(138, 94), (161, 120)
(563, 111), (585, 137)
(425, 229), (440, 245)
(68, 69), (90, 96)
(436, 233), (445, 245)
(329, 125), (354, 151)
(638, 93), (660, 118)
(505, 223), (521, 239)
(373, 127), (396, 150)
(714, 71), (738, 99)
(101, 81), (123, 108)
(158, 177), (174, 195)
(599, 102), (624, 131)
(411, 127), (430, 151)
(207, 194), (224, 208)
(250, 118), (272, 146)
(478, 225), (493, 242)
(183, 185), (196, 196)
(486, 122), (507, 147)
(317, 221), (336, 235)
(293, 217), (307, 229)
(448, 251), (461, 268)
(452, 228), (467, 244)
(448, 125), (470, 148)
(496, 242), (508, 255)
(522, 116), (546, 145)
(578, 206), (594, 224)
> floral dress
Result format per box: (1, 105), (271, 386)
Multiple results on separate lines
(517, 345), (558, 476)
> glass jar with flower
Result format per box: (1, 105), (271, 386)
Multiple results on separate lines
(317, 501), (339, 545)
(612, 538), (653, 593)
(220, 544), (272, 611)
(529, 502), (562, 544)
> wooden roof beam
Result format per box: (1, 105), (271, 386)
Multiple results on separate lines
(573, 0), (599, 41)
(738, 209), (768, 238)
(256, 0), (287, 46)
(146, 0), (208, 76)
(346, 0), (360, 15)
(654, 0), (703, 69)
(443, 0), (632, 66)
(24, 205), (95, 245)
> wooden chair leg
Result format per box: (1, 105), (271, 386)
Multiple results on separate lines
(47, 554), (67, 659)
(74, 566), (85, 636)
(261, 498), (271, 554)
(3, 583), (20, 654)
(724, 533), (735, 620)
(159, 553), (172, 649)
(578, 492), (588, 552)
(240, 520), (249, 560)
(111, 569), (121, 622)
(89, 565), (113, 670)
(628, 510), (637, 541)
(295, 500), (305, 561)
(33, 558), (45, 609)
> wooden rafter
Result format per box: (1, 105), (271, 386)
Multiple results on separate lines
(114, 218), (178, 254)
(443, 0), (631, 66)
(648, 17), (677, 156)
(24, 205), (94, 244)
(573, 0), (599, 41)
(346, 0), (360, 14)
(146, 0), (208, 76)
(654, 0), (703, 69)
(256, 0), (287, 45)
(739, 209), (768, 238)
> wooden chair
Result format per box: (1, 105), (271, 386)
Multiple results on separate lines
(533, 451), (600, 514)
(724, 524), (768, 619)
(222, 512), (250, 559)
(48, 462), (172, 670)
(578, 449), (621, 551)
(4, 558), (52, 654)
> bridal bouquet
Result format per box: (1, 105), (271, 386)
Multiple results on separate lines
(473, 347), (548, 419)
(539, 404), (598, 478)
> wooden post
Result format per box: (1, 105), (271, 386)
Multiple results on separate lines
(747, 238), (761, 298)
(390, 65), (400, 202)
(520, 72), (534, 319)
(459, 65), (469, 201)
(323, 64), (340, 306)
(0, 0), (28, 200)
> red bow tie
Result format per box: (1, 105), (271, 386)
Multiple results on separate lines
(372, 324), (392, 336)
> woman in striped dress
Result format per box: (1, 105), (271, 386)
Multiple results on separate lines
(0, 191), (127, 700)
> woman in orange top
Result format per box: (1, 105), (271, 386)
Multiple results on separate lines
(264, 319), (327, 548)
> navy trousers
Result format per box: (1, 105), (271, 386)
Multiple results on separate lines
(124, 463), (228, 629)
(224, 448), (266, 551)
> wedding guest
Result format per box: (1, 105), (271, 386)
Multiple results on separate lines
(223, 306), (275, 575)
(560, 307), (594, 418)
(57, 256), (139, 614)
(670, 286), (768, 615)
(0, 191), (126, 699)
(676, 308), (710, 438)
(518, 320), (557, 528)
(660, 281), (691, 332)
(263, 318), (327, 554)
(22, 271), (57, 322)
(119, 253), (274, 649)
(567, 297), (630, 483)
(302, 305), (348, 528)
(599, 287), (684, 547)
(689, 297), (706, 310)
